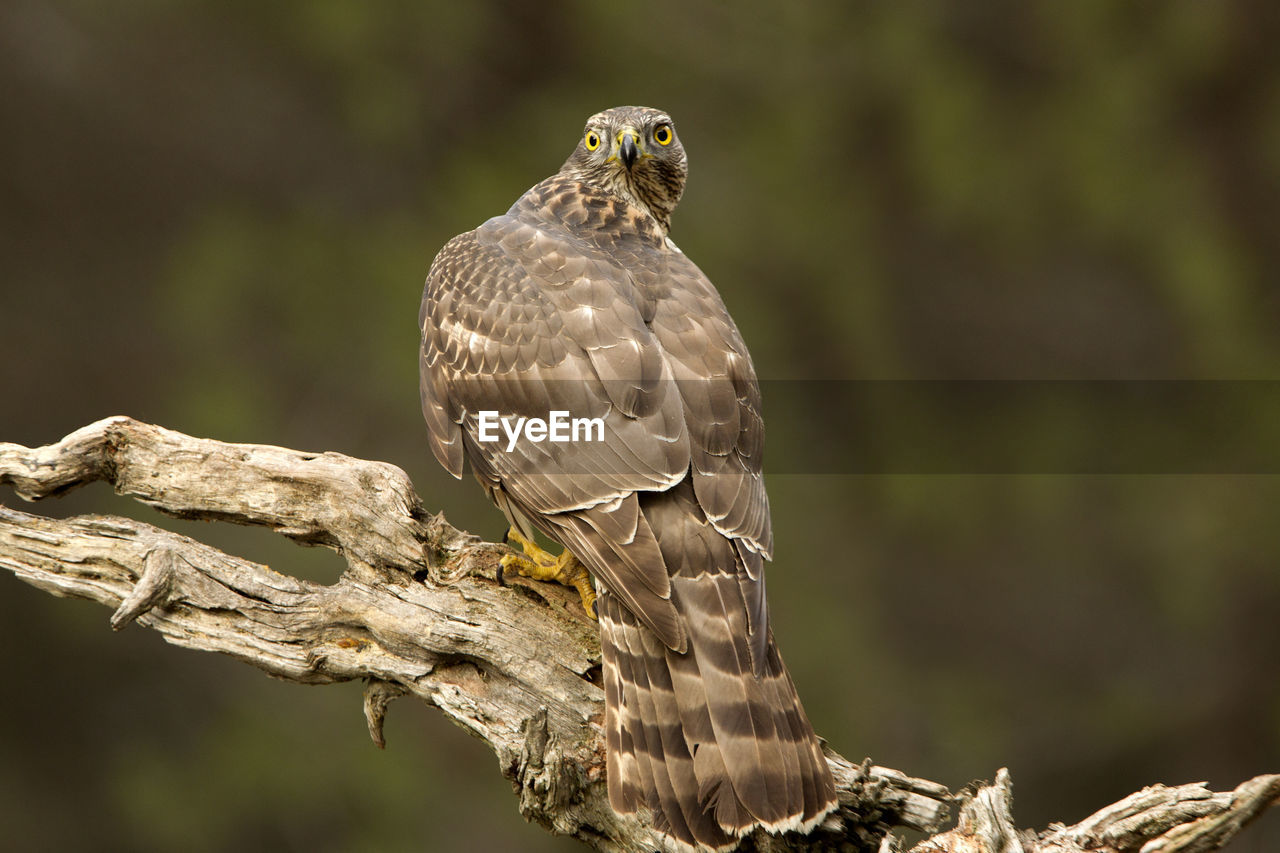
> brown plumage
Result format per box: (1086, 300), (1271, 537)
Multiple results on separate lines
(419, 106), (836, 850)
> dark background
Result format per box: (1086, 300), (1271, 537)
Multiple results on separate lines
(2, 2), (1278, 851)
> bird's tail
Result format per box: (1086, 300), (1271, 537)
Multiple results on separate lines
(598, 591), (836, 850)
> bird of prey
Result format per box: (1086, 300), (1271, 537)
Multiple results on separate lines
(419, 106), (836, 849)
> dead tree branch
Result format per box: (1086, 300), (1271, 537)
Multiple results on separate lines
(1, 417), (1273, 852)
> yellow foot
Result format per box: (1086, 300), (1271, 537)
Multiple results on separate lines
(500, 527), (597, 619)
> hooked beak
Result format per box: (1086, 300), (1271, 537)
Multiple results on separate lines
(617, 127), (641, 169)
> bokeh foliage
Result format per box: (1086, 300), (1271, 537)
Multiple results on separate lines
(2, 2), (1278, 850)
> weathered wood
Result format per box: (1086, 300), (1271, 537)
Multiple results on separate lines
(914, 770), (1280, 853)
(1, 416), (1273, 852)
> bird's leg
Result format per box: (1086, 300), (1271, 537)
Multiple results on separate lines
(500, 527), (597, 619)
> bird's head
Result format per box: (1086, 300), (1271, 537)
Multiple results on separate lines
(561, 106), (688, 233)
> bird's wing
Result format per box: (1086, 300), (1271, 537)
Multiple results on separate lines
(420, 188), (693, 648)
(643, 248), (773, 669)
(650, 248), (772, 558)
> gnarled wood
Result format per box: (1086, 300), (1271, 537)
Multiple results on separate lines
(1, 417), (1273, 852)
(914, 770), (1280, 853)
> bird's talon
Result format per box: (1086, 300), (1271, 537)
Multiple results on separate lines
(499, 529), (596, 618)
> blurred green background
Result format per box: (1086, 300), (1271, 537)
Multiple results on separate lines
(2, 2), (1279, 851)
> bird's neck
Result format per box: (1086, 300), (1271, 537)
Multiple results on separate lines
(554, 168), (673, 236)
(528, 174), (671, 243)
(604, 171), (674, 235)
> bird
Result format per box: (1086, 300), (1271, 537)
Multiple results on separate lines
(418, 106), (836, 850)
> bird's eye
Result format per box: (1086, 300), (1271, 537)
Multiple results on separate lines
(653, 124), (672, 146)
(585, 131), (601, 151)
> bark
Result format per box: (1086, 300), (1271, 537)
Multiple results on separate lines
(1, 417), (1273, 852)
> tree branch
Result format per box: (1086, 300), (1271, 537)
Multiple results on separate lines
(1, 417), (1272, 852)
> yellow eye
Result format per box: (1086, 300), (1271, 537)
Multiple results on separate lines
(585, 131), (601, 151)
(653, 124), (672, 146)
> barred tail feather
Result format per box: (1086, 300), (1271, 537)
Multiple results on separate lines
(599, 590), (836, 850)
(602, 595), (733, 849)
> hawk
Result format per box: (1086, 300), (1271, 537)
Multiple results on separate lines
(419, 106), (836, 849)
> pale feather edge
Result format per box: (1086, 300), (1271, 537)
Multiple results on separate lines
(651, 798), (840, 852)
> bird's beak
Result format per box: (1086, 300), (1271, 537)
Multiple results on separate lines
(616, 127), (641, 169)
